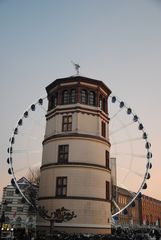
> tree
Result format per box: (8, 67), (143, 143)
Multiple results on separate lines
(26, 167), (40, 186)
(21, 167), (40, 211)
(38, 206), (76, 235)
(24, 184), (38, 213)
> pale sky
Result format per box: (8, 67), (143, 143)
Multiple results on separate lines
(0, 0), (161, 201)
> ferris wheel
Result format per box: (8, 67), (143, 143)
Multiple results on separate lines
(109, 95), (152, 219)
(7, 93), (152, 218)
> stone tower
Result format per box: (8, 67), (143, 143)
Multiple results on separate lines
(38, 75), (111, 234)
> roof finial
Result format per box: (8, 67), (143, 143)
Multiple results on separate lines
(71, 61), (80, 75)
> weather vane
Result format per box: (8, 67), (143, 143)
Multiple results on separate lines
(71, 61), (80, 75)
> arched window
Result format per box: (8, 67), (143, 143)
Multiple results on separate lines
(102, 98), (106, 112)
(69, 89), (76, 104)
(81, 89), (88, 104)
(89, 91), (95, 106)
(100, 96), (102, 109)
(62, 90), (69, 104)
(50, 92), (58, 109)
(100, 95), (106, 112)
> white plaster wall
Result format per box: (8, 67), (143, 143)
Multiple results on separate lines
(77, 113), (99, 135)
(45, 111), (108, 139)
(42, 138), (110, 166)
(45, 114), (62, 137)
(39, 198), (111, 227)
(39, 167), (111, 199)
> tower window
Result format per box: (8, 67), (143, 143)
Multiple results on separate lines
(56, 177), (67, 196)
(106, 181), (110, 200)
(89, 91), (95, 106)
(50, 93), (58, 109)
(105, 150), (109, 169)
(101, 121), (106, 138)
(69, 89), (76, 104)
(58, 145), (69, 163)
(6, 191), (14, 196)
(62, 115), (72, 132)
(17, 207), (23, 212)
(62, 90), (69, 104)
(6, 206), (12, 212)
(100, 95), (106, 112)
(102, 98), (106, 112)
(100, 96), (102, 110)
(81, 89), (88, 104)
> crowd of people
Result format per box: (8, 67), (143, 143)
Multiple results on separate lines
(33, 228), (161, 240)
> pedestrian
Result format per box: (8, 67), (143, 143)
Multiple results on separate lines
(154, 229), (160, 240)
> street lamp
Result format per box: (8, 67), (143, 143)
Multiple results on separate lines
(0, 211), (5, 238)
(11, 227), (14, 239)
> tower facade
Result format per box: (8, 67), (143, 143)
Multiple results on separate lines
(38, 76), (111, 234)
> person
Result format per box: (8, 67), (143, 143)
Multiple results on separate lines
(154, 229), (160, 240)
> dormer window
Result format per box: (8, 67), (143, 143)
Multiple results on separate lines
(81, 89), (88, 104)
(89, 91), (96, 106)
(50, 93), (58, 109)
(62, 90), (69, 104)
(100, 95), (107, 113)
(102, 98), (106, 112)
(69, 89), (76, 104)
(100, 96), (102, 109)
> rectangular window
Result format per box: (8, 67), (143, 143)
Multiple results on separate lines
(69, 89), (76, 104)
(89, 91), (95, 106)
(6, 191), (14, 196)
(6, 198), (13, 204)
(62, 90), (69, 104)
(106, 181), (110, 200)
(62, 115), (72, 132)
(17, 207), (23, 212)
(56, 177), (67, 196)
(50, 93), (58, 109)
(81, 90), (88, 104)
(17, 199), (23, 204)
(105, 150), (109, 169)
(101, 121), (106, 137)
(6, 206), (12, 212)
(58, 145), (69, 163)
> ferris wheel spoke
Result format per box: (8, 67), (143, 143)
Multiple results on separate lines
(117, 165), (144, 179)
(13, 149), (41, 154)
(14, 166), (30, 174)
(110, 108), (123, 120)
(30, 119), (45, 128)
(14, 162), (41, 174)
(112, 199), (121, 211)
(111, 136), (142, 146)
(109, 121), (134, 136)
(111, 152), (146, 159)
(116, 183), (135, 200)
(15, 131), (43, 141)
(39, 104), (47, 112)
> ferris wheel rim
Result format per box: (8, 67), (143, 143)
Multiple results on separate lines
(7, 94), (152, 217)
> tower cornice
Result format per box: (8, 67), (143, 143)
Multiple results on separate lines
(46, 76), (111, 96)
(42, 133), (111, 146)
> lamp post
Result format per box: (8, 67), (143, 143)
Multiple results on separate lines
(0, 211), (5, 238)
(10, 227), (14, 240)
